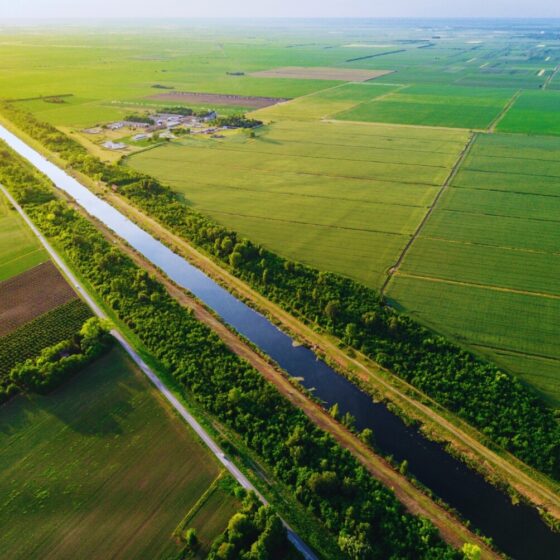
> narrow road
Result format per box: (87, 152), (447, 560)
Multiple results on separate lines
(0, 184), (318, 560)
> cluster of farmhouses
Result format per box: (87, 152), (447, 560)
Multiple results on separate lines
(92, 109), (220, 151)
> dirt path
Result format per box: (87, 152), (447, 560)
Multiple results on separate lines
(488, 91), (521, 133)
(380, 132), (476, 294)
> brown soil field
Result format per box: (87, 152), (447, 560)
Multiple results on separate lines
(148, 91), (288, 108)
(0, 261), (77, 337)
(250, 66), (394, 82)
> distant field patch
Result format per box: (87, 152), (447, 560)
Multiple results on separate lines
(250, 66), (393, 82)
(148, 91), (288, 108)
(335, 85), (516, 129)
(0, 261), (77, 337)
(497, 90), (560, 136)
(0, 348), (225, 560)
(252, 83), (399, 121)
(388, 133), (560, 405)
(0, 194), (47, 281)
(127, 120), (468, 288)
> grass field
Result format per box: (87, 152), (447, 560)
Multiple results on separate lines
(497, 90), (560, 135)
(334, 85), (516, 129)
(388, 133), (560, 406)
(127, 120), (469, 287)
(0, 347), (234, 560)
(252, 82), (400, 121)
(0, 193), (47, 281)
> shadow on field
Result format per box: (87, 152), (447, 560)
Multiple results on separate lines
(0, 351), (138, 438)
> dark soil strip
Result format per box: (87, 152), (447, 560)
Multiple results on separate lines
(0, 261), (77, 336)
(346, 50), (406, 63)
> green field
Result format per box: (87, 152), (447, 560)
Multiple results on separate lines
(498, 90), (560, 135)
(0, 194), (47, 281)
(388, 133), (560, 406)
(0, 347), (234, 559)
(252, 82), (400, 121)
(127, 120), (468, 287)
(334, 85), (516, 129)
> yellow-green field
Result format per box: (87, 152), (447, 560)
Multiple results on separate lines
(127, 120), (468, 287)
(388, 133), (560, 407)
(0, 194), (47, 281)
(0, 347), (235, 559)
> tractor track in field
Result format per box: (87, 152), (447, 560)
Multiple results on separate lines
(380, 132), (477, 295)
(488, 90), (521, 133)
(393, 271), (560, 301)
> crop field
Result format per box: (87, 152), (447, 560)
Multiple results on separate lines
(0, 347), (233, 560)
(0, 299), (93, 382)
(497, 90), (560, 135)
(127, 120), (469, 287)
(387, 133), (560, 406)
(0, 193), (47, 281)
(0, 261), (78, 337)
(334, 85), (516, 129)
(252, 82), (400, 121)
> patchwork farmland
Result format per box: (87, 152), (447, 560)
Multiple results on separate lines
(387, 133), (560, 406)
(1, 19), (560, 559)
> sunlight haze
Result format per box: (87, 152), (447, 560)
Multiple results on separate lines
(2, 0), (559, 19)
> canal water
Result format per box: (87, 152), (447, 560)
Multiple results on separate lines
(1, 124), (558, 559)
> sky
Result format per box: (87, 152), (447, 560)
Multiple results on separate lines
(1, 0), (559, 19)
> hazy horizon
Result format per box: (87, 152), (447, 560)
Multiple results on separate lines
(2, 1), (559, 20)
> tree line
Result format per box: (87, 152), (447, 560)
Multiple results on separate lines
(0, 140), (463, 559)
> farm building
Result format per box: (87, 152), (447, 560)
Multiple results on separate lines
(132, 133), (152, 141)
(107, 122), (124, 130)
(102, 141), (127, 150)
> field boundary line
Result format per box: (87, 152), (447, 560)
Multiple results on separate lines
(179, 140), (450, 171)
(543, 65), (560, 90)
(323, 117), (477, 134)
(173, 472), (224, 538)
(201, 207), (412, 236)
(471, 343), (560, 364)
(488, 90), (521, 133)
(0, 184), (318, 560)
(381, 132), (476, 294)
(326, 83), (410, 120)
(421, 235), (560, 258)
(394, 271), (560, 301)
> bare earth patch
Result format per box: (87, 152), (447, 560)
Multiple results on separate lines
(250, 66), (394, 82)
(148, 91), (288, 108)
(0, 261), (77, 337)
